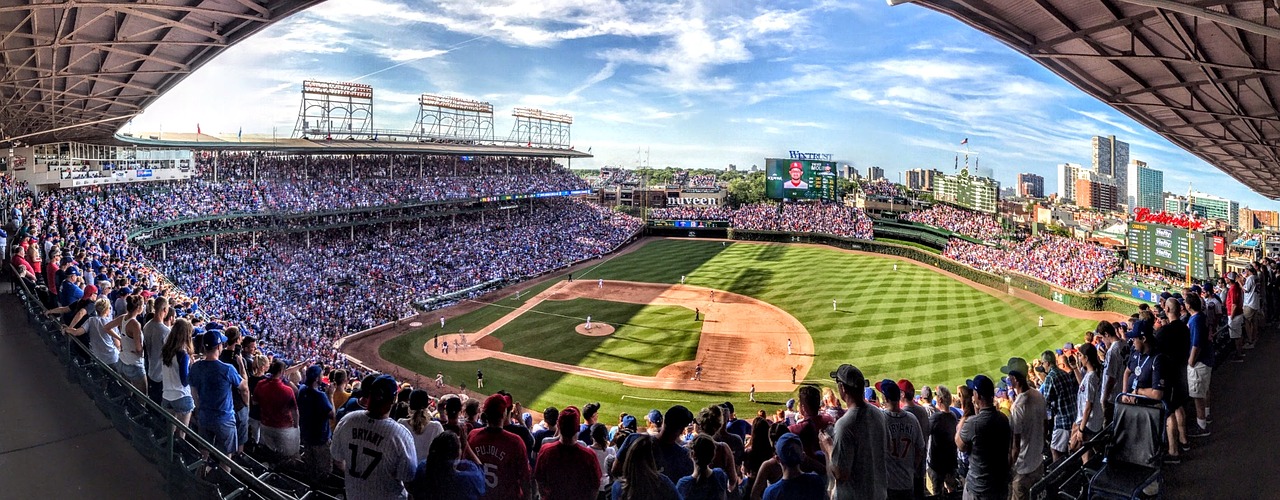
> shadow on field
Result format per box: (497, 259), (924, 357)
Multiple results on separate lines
(752, 242), (789, 262)
(728, 268), (774, 298)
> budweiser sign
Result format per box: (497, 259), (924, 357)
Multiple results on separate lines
(1133, 207), (1204, 230)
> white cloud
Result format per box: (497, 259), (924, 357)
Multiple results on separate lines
(375, 47), (449, 62)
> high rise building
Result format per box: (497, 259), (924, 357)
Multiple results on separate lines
(1073, 170), (1118, 211)
(1092, 135), (1130, 198)
(1016, 173), (1044, 198)
(866, 166), (885, 181)
(933, 169), (999, 214)
(841, 164), (859, 180)
(1240, 208), (1280, 230)
(905, 168), (941, 191)
(1189, 191), (1239, 227)
(1125, 160), (1164, 212)
(1057, 163), (1083, 202)
(1164, 194), (1188, 214)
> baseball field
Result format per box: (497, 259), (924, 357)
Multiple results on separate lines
(373, 238), (1115, 420)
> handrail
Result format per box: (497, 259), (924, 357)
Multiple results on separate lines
(9, 265), (293, 500)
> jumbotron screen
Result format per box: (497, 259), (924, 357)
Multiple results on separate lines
(1126, 222), (1213, 279)
(765, 158), (837, 201)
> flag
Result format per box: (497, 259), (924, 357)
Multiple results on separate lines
(237, 127), (242, 142)
(960, 138), (968, 145)
(587, 146), (592, 153)
(197, 123), (201, 135)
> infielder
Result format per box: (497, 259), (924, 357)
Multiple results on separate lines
(440, 316), (445, 328)
(681, 275), (686, 284)
(787, 338), (792, 355)
(598, 278), (603, 289)
(749, 384), (756, 402)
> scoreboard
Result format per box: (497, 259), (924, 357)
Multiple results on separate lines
(1126, 222), (1213, 280)
(765, 158), (837, 201)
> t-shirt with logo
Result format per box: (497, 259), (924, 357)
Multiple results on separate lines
(469, 426), (531, 500)
(884, 409), (925, 491)
(331, 410), (418, 500)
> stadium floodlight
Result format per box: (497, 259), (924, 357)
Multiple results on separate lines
(419, 94), (494, 114)
(512, 107), (573, 124)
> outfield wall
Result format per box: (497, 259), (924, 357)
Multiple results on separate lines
(730, 229), (1142, 314)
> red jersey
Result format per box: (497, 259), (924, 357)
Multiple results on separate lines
(254, 376), (297, 428)
(534, 440), (601, 500)
(469, 426), (530, 500)
(1227, 282), (1244, 317)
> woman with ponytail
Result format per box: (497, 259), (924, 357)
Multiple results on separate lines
(398, 389), (443, 463)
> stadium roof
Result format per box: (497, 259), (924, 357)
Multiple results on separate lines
(901, 0), (1280, 199)
(0, 0), (324, 146)
(115, 134), (594, 158)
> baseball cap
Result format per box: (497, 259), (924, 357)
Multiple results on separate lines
(775, 433), (804, 467)
(877, 379), (901, 402)
(201, 329), (228, 349)
(367, 375), (399, 405)
(830, 364), (864, 386)
(663, 405), (695, 430)
(304, 365), (323, 386)
(646, 409), (663, 425)
(67, 266), (80, 276)
(863, 387), (876, 401)
(621, 415), (638, 431)
(1000, 357), (1030, 377)
(83, 284), (98, 297)
(721, 401), (735, 415)
(583, 402), (601, 420)
(1227, 271), (1238, 280)
(558, 406), (581, 432)
(482, 393), (511, 417)
(1189, 285), (1202, 294)
(60, 256), (73, 265)
(966, 374), (995, 399)
(896, 379), (915, 396)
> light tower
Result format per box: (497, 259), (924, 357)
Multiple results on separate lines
(292, 80), (374, 139)
(411, 94), (495, 142)
(507, 108), (572, 148)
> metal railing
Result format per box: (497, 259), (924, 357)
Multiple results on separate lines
(9, 266), (306, 500)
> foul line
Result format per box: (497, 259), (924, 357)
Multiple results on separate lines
(621, 395), (691, 403)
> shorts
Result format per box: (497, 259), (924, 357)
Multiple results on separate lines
(1230, 315), (1244, 339)
(163, 396), (195, 414)
(1244, 306), (1258, 319)
(1051, 428), (1070, 453)
(147, 380), (164, 404)
(234, 406), (250, 447)
(260, 426), (300, 458)
(1188, 363), (1212, 399)
(198, 419), (238, 455)
(117, 362), (146, 383)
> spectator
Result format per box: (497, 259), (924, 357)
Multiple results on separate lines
(1039, 350), (1078, 463)
(534, 406), (601, 500)
(579, 402), (603, 444)
(531, 406), (559, 464)
(1004, 359), (1044, 500)
(409, 431), (486, 500)
(1243, 267), (1262, 348)
(762, 433), (827, 500)
(256, 360), (300, 461)
(589, 423), (616, 498)
(1226, 272), (1246, 361)
(117, 295), (148, 393)
(1071, 344), (1104, 461)
(159, 318), (195, 439)
(644, 409), (662, 436)
(955, 375), (1011, 500)
(788, 385), (834, 473)
(1122, 321), (1174, 463)
(143, 296), (173, 404)
(896, 379), (929, 498)
(63, 298), (125, 369)
(1186, 293), (1213, 437)
(246, 354), (270, 446)
(821, 364), (887, 500)
(723, 401), (752, 444)
(1097, 321), (1128, 424)
(399, 389), (443, 464)
(877, 379), (924, 500)
(298, 364), (335, 482)
(927, 386), (959, 496)
(677, 434), (730, 500)
(611, 434), (680, 500)
(744, 418), (783, 499)
(1155, 298), (1191, 460)
(189, 330), (249, 463)
(469, 393), (531, 500)
(331, 375), (417, 499)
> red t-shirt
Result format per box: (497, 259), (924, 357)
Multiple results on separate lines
(254, 377), (296, 428)
(534, 440), (601, 500)
(789, 413), (835, 461)
(469, 426), (530, 500)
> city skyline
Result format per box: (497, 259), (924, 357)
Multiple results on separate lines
(125, 0), (1280, 210)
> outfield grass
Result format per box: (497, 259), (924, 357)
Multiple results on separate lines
(491, 298), (701, 376)
(380, 239), (1099, 420)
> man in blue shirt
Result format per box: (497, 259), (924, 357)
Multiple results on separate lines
(298, 364), (335, 482)
(1185, 294), (1214, 437)
(764, 433), (826, 499)
(189, 330), (249, 460)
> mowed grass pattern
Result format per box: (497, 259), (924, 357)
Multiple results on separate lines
(491, 299), (701, 376)
(380, 239), (1097, 419)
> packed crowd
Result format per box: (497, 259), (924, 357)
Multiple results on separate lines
(733, 203), (874, 241)
(682, 173), (719, 188)
(858, 179), (908, 198)
(648, 206), (735, 221)
(945, 235), (1121, 292)
(903, 204), (1005, 243)
(146, 199), (641, 368)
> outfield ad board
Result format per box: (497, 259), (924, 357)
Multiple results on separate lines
(765, 158), (837, 201)
(1126, 221), (1213, 279)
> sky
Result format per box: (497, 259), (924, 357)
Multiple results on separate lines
(129, 0), (1280, 209)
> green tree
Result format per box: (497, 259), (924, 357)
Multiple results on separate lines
(726, 171), (767, 207)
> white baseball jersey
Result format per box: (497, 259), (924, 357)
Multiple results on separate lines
(331, 410), (418, 500)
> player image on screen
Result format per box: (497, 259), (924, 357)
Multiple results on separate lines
(784, 162), (809, 190)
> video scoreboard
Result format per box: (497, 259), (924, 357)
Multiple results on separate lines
(1126, 222), (1213, 280)
(765, 158), (837, 201)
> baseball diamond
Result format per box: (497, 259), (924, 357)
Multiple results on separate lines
(360, 238), (1119, 419)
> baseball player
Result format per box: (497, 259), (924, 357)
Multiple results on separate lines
(894, 264), (898, 272)
(694, 362), (703, 381)
(787, 338), (792, 355)
(681, 275), (686, 284)
(435, 372), (444, 388)
(440, 316), (445, 329)
(586, 315), (592, 330)
(1038, 316), (1044, 327)
(749, 384), (756, 402)
(598, 278), (603, 289)
(833, 299), (838, 311)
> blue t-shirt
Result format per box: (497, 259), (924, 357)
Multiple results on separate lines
(189, 359), (242, 426)
(763, 472), (827, 500)
(297, 384), (333, 446)
(410, 459), (486, 500)
(58, 280), (83, 307)
(611, 473), (679, 500)
(676, 468), (728, 500)
(725, 418), (752, 441)
(1188, 312), (1215, 366)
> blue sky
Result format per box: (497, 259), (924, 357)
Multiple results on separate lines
(130, 0), (1278, 209)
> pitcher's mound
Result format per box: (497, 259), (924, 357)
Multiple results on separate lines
(575, 323), (615, 336)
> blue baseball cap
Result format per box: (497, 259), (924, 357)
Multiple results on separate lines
(775, 433), (804, 467)
(878, 379), (901, 402)
(621, 415), (638, 430)
(646, 409), (663, 425)
(966, 374), (995, 399)
(202, 329), (228, 349)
